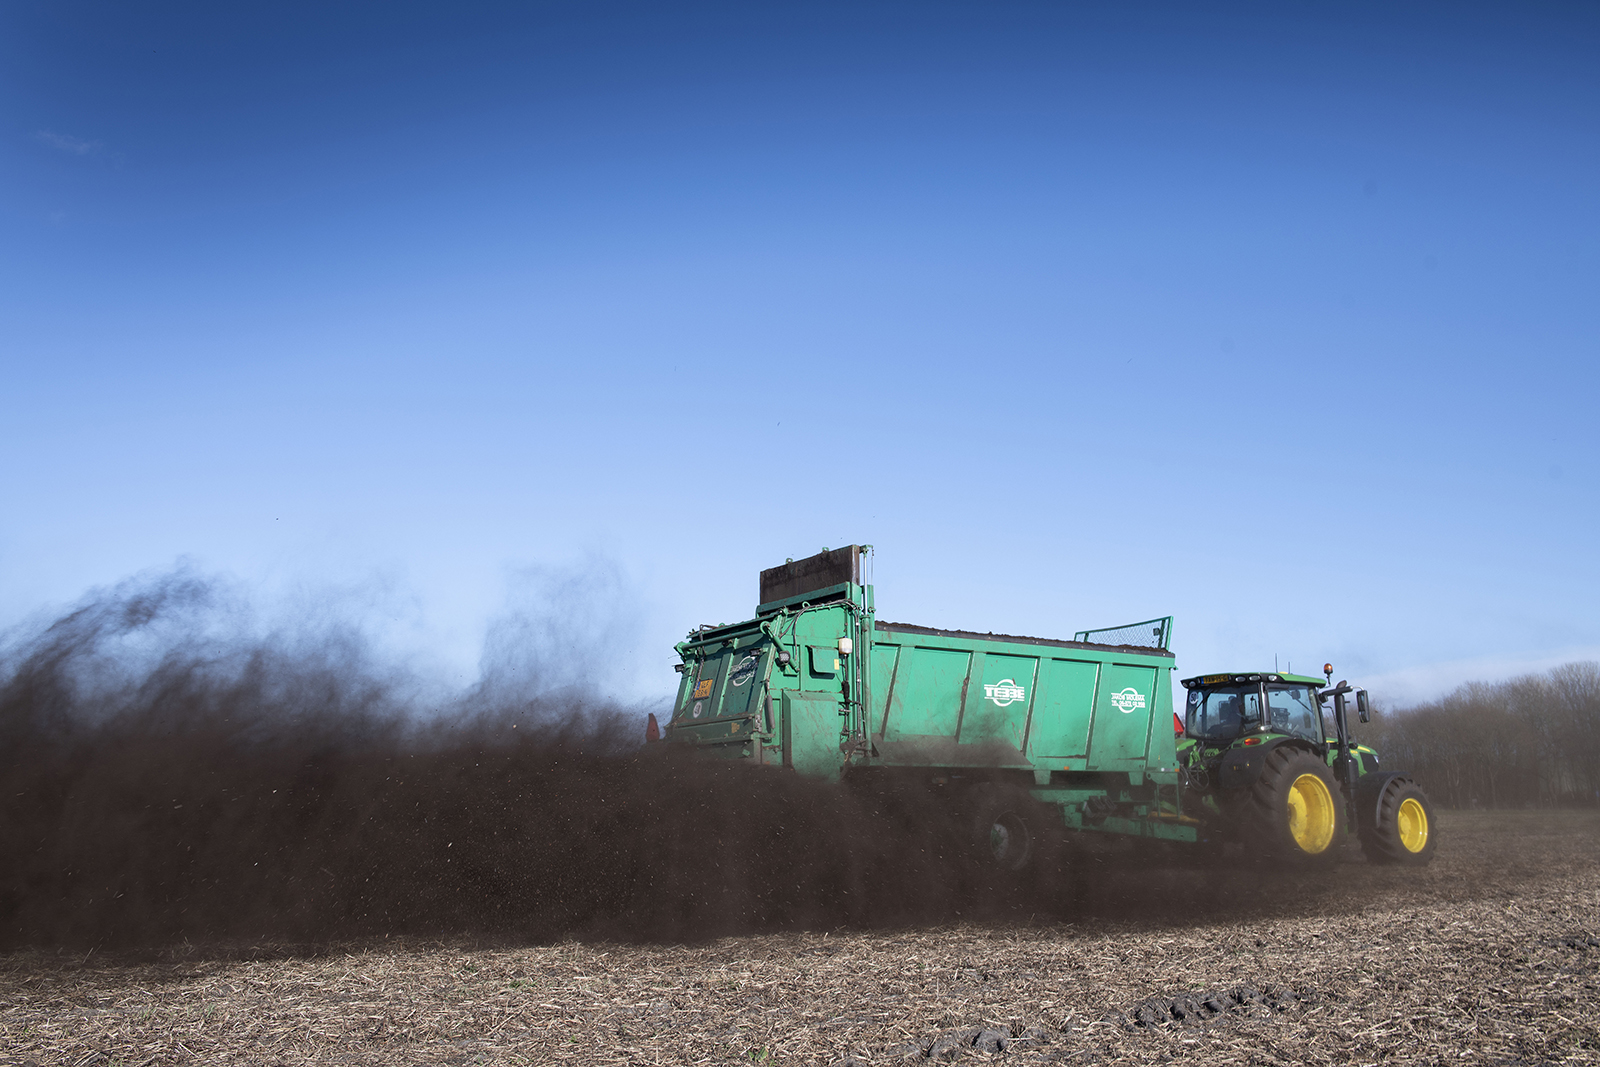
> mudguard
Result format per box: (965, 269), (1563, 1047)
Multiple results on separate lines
(1216, 745), (1266, 793)
(1353, 771), (1413, 831)
(1215, 737), (1319, 795)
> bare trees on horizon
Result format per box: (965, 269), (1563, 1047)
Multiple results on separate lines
(1359, 661), (1600, 809)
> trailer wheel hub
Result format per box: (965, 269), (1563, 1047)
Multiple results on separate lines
(1397, 796), (1429, 853)
(987, 811), (1032, 870)
(1286, 773), (1337, 854)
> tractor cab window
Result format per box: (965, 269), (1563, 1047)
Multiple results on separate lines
(1185, 685), (1262, 741)
(1266, 684), (1323, 742)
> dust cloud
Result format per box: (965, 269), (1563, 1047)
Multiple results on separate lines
(1, 574), (1398, 953)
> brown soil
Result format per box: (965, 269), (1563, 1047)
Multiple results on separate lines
(3, 810), (1597, 1066)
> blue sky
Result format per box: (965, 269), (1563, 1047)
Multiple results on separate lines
(3, 1), (1596, 706)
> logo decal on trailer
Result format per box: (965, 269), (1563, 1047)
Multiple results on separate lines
(983, 679), (1027, 707)
(729, 655), (759, 688)
(1111, 687), (1147, 713)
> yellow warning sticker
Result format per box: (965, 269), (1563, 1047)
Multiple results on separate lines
(693, 678), (714, 699)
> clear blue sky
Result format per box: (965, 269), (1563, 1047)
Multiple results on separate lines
(3, 1), (1596, 706)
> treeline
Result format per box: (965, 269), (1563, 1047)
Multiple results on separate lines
(1358, 661), (1600, 809)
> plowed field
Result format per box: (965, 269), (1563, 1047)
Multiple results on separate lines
(4, 811), (1597, 1066)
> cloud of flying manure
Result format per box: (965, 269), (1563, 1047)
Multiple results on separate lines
(0, 569), (954, 949)
(0, 569), (1367, 951)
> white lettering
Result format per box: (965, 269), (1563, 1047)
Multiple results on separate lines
(984, 679), (1027, 707)
(1110, 687), (1147, 714)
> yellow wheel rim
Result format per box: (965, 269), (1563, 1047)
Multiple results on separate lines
(1287, 773), (1337, 854)
(1397, 797), (1429, 853)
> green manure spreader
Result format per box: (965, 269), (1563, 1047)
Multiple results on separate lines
(663, 546), (1436, 870)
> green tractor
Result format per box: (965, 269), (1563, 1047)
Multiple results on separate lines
(1177, 665), (1436, 866)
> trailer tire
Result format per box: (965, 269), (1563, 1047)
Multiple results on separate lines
(968, 785), (1049, 873)
(1359, 777), (1437, 866)
(1240, 747), (1345, 865)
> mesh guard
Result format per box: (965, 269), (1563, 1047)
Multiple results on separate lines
(1072, 616), (1173, 650)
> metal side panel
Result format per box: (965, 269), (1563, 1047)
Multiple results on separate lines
(870, 641), (902, 736)
(961, 651), (1036, 751)
(1087, 663), (1160, 768)
(783, 690), (843, 778)
(1027, 657), (1101, 761)
(880, 644), (971, 741)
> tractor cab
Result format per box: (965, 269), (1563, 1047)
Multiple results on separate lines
(1181, 671), (1332, 747)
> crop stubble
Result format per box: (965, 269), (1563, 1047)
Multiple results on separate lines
(4, 811), (1598, 1066)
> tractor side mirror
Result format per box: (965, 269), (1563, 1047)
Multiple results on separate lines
(1355, 689), (1371, 724)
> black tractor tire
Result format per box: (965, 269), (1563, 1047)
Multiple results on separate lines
(967, 784), (1054, 874)
(1359, 777), (1438, 866)
(1238, 746), (1346, 866)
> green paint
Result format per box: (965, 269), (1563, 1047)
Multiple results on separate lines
(665, 546), (1187, 843)
(1027, 658), (1100, 758)
(783, 691), (842, 777)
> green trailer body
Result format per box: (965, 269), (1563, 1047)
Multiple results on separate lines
(667, 546), (1438, 867)
(666, 547), (1194, 843)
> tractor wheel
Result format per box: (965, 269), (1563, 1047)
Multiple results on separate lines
(968, 784), (1050, 873)
(1240, 747), (1345, 865)
(1360, 777), (1437, 866)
